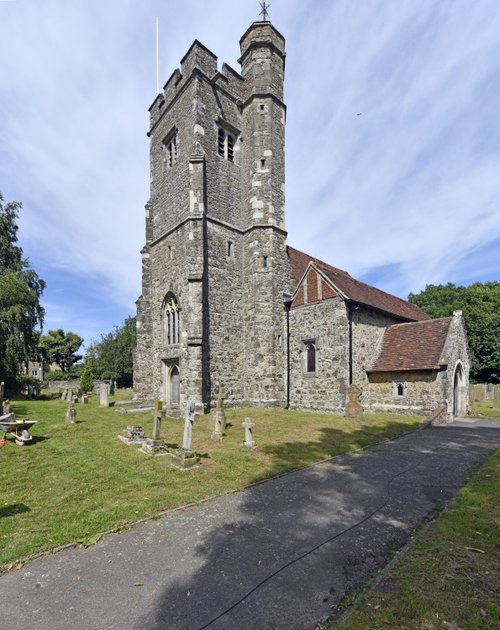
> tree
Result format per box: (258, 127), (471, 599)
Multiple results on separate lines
(79, 364), (94, 393)
(409, 282), (500, 383)
(40, 329), (83, 373)
(0, 192), (46, 385)
(85, 317), (136, 387)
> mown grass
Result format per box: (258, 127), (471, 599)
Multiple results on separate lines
(341, 449), (500, 630)
(472, 399), (500, 418)
(0, 394), (422, 569)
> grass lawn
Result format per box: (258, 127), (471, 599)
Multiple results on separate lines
(472, 399), (500, 418)
(341, 448), (500, 630)
(0, 394), (422, 569)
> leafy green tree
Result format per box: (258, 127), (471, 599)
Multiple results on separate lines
(79, 364), (94, 393)
(409, 282), (500, 383)
(85, 317), (136, 387)
(0, 192), (45, 386)
(40, 329), (83, 373)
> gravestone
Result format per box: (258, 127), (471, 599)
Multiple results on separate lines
(494, 384), (500, 407)
(139, 401), (167, 456)
(469, 384), (475, 407)
(242, 417), (256, 448)
(473, 384), (485, 402)
(171, 401), (200, 469)
(211, 386), (226, 441)
(118, 425), (147, 446)
(61, 389), (67, 401)
(65, 404), (76, 423)
(81, 394), (88, 405)
(99, 383), (109, 407)
(0, 381), (4, 404)
(2, 400), (11, 415)
(345, 384), (363, 418)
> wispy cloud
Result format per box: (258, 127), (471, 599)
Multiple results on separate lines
(1, 0), (499, 344)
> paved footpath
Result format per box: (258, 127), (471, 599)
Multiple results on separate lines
(1, 422), (499, 630)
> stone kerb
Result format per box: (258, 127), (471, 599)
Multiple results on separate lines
(421, 405), (448, 428)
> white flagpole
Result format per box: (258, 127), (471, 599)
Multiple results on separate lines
(156, 16), (160, 94)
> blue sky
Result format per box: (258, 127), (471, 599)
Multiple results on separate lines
(1, 0), (499, 348)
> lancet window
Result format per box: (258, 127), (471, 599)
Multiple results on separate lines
(163, 293), (180, 345)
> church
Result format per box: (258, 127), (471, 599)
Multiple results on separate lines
(134, 17), (470, 419)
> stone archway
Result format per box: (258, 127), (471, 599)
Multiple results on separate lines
(453, 362), (466, 417)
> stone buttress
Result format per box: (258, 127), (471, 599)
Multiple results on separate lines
(134, 21), (294, 410)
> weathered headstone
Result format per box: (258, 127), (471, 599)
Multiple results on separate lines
(61, 389), (68, 401)
(494, 384), (500, 408)
(2, 400), (11, 415)
(171, 402), (200, 469)
(72, 395), (79, 404)
(345, 384), (363, 418)
(139, 401), (167, 455)
(65, 404), (76, 423)
(211, 385), (226, 441)
(242, 417), (256, 448)
(473, 384), (485, 402)
(99, 383), (109, 407)
(212, 411), (226, 441)
(216, 386), (225, 410)
(118, 425), (147, 445)
(81, 394), (88, 405)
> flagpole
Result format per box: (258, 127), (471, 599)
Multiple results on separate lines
(156, 16), (160, 94)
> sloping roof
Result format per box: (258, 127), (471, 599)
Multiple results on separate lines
(287, 246), (429, 322)
(369, 317), (453, 372)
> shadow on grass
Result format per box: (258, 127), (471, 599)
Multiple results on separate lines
(0, 503), (30, 518)
(252, 421), (419, 481)
(137, 421), (498, 630)
(29, 435), (50, 444)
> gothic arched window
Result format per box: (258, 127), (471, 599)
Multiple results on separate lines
(162, 293), (180, 345)
(303, 340), (317, 374)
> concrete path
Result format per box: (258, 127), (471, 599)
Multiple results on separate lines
(1, 422), (499, 630)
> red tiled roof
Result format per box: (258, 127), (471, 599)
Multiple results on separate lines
(369, 317), (453, 372)
(287, 246), (429, 322)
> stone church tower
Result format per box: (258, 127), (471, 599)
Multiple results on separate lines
(134, 20), (294, 410)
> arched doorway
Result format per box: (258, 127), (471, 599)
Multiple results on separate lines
(453, 363), (466, 417)
(170, 365), (180, 406)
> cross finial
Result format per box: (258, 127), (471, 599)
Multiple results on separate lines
(259, 0), (270, 21)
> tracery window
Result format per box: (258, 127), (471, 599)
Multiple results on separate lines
(163, 293), (180, 345)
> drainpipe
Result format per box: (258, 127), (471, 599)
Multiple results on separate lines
(283, 292), (293, 409)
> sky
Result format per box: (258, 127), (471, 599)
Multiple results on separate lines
(1, 0), (499, 348)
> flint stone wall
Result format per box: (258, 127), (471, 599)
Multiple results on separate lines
(288, 297), (348, 412)
(134, 23), (292, 410)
